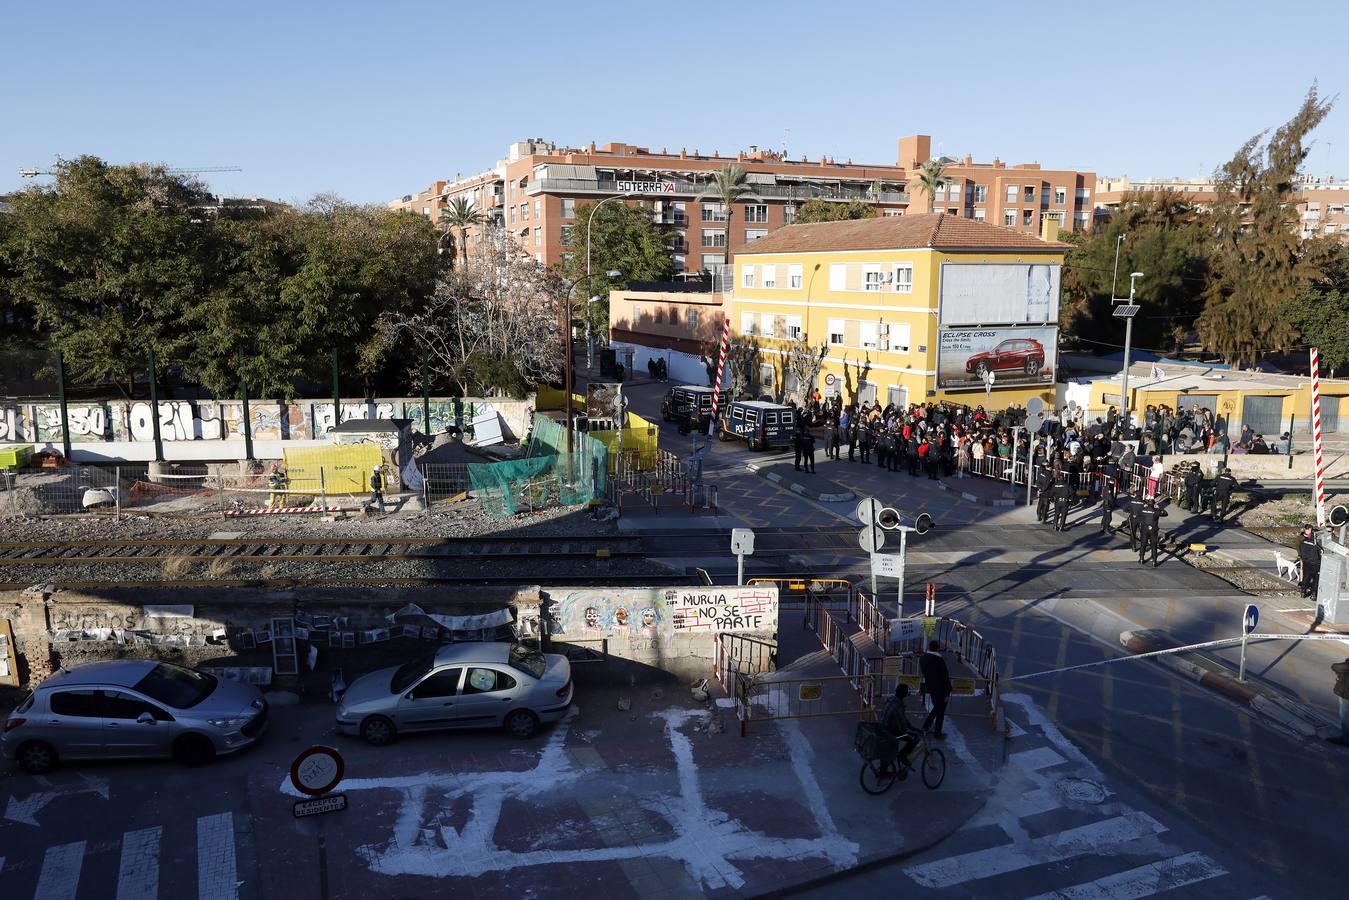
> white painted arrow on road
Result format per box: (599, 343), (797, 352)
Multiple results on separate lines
(5, 774), (109, 826)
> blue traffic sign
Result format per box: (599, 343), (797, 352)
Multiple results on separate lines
(1243, 604), (1259, 635)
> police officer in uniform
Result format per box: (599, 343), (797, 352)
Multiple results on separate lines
(1182, 462), (1203, 512)
(1099, 474), (1118, 535)
(1126, 489), (1145, 552)
(858, 423), (873, 464)
(1138, 496), (1167, 566)
(1051, 474), (1074, 532)
(876, 428), (891, 470)
(1035, 462), (1054, 524)
(1211, 467), (1239, 523)
(1298, 525), (1322, 598)
(793, 424), (807, 471)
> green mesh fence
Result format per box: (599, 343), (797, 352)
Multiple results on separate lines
(468, 413), (608, 518)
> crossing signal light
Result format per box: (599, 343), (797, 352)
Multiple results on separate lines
(915, 513), (934, 534)
(1329, 505), (1349, 528)
(877, 507), (902, 529)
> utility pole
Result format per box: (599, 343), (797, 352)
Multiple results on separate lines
(331, 350), (342, 431)
(1115, 272), (1144, 434)
(54, 350), (72, 463)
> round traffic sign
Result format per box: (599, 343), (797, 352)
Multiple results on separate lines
(858, 527), (886, 554)
(855, 497), (882, 526)
(824, 373), (837, 386)
(1243, 604), (1259, 635)
(290, 745), (345, 797)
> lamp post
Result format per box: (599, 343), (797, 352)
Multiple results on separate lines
(1115, 272), (1144, 434)
(562, 269), (622, 455)
(585, 193), (636, 370)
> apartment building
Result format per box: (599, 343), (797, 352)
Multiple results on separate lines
(390, 136), (1094, 272)
(607, 282), (729, 384)
(729, 212), (1068, 409)
(1094, 175), (1349, 242)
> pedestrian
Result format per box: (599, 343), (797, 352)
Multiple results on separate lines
(1099, 474), (1118, 535)
(1035, 462), (1054, 523)
(1298, 524), (1321, 598)
(369, 465), (386, 514)
(266, 464), (287, 510)
(876, 427), (891, 470)
(1051, 474), (1073, 531)
(1126, 490), (1145, 551)
(1138, 496), (1166, 566)
(793, 426), (806, 471)
(924, 439), (940, 480)
(859, 425), (873, 464)
(846, 418), (858, 462)
(1211, 467), (1238, 523)
(804, 428), (817, 474)
(1182, 463), (1202, 512)
(826, 418), (841, 460)
(919, 640), (953, 739)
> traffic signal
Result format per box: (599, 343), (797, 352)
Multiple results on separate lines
(915, 513), (934, 534)
(1329, 505), (1349, 528)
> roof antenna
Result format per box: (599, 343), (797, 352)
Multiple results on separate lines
(782, 128), (789, 159)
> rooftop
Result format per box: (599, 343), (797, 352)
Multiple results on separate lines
(734, 213), (1069, 256)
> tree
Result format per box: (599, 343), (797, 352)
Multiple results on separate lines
(1282, 243), (1349, 373)
(915, 160), (954, 210)
(792, 198), (877, 224)
(438, 197), (482, 270)
(561, 200), (674, 349)
(783, 337), (829, 404)
(1198, 85), (1335, 366)
(1059, 192), (1211, 354)
(727, 337), (762, 400)
(704, 165), (753, 265)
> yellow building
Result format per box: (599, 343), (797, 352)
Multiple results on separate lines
(729, 212), (1068, 410)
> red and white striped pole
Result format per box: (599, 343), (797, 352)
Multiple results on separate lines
(1311, 347), (1327, 528)
(708, 317), (732, 435)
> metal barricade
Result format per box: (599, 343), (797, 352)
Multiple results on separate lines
(749, 577), (853, 610)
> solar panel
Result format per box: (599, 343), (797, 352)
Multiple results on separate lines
(1112, 305), (1140, 318)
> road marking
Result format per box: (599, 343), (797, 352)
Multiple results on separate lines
(116, 826), (162, 900)
(196, 812), (237, 900)
(1022, 851), (1228, 899)
(33, 840), (85, 900)
(903, 811), (1168, 887)
(1008, 746), (1066, 772)
(967, 787), (1061, 827)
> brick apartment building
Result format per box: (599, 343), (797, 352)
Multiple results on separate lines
(1094, 175), (1349, 242)
(390, 135), (1096, 274)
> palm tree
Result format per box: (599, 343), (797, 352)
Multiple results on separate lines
(438, 197), (482, 269)
(704, 164), (753, 278)
(916, 161), (954, 212)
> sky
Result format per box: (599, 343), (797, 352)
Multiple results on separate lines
(2, 0), (1347, 206)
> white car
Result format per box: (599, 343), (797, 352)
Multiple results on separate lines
(336, 642), (572, 744)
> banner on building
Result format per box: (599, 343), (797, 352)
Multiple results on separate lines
(939, 263), (1061, 326)
(937, 326), (1058, 391)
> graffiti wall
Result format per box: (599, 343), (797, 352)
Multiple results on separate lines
(0, 397), (530, 446)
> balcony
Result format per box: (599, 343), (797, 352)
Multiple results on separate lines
(526, 177), (908, 205)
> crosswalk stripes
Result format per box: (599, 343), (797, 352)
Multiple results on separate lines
(196, 812), (238, 900)
(115, 826), (162, 900)
(33, 841), (85, 900)
(1021, 851), (1229, 899)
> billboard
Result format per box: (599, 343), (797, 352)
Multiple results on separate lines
(939, 263), (1061, 326)
(937, 326), (1057, 390)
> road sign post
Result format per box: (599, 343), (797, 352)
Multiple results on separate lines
(730, 528), (755, 586)
(1239, 603), (1259, 682)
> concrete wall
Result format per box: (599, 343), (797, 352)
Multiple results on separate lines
(0, 396), (534, 463)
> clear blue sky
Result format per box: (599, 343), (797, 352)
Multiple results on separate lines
(3, 0), (1346, 205)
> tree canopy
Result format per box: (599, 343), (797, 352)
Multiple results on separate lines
(561, 200), (674, 344)
(791, 198), (876, 224)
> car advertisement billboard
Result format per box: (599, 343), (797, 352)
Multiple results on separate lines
(937, 326), (1057, 390)
(939, 263), (1061, 326)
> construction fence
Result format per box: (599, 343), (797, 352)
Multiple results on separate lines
(467, 413), (609, 519)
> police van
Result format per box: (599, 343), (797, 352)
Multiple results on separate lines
(661, 385), (716, 433)
(718, 400), (796, 452)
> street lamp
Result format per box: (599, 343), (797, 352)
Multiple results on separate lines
(585, 192), (637, 367)
(1114, 272), (1144, 433)
(562, 268), (622, 456)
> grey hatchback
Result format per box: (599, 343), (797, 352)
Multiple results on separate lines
(2, 659), (268, 774)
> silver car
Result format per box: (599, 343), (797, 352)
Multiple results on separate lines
(2, 660), (268, 774)
(336, 642), (572, 745)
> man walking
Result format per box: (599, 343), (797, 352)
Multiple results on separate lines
(1298, 524), (1322, 598)
(1211, 467), (1238, 523)
(370, 465), (386, 514)
(1182, 462), (1202, 512)
(919, 640), (953, 739)
(266, 465), (288, 510)
(1051, 474), (1073, 532)
(1035, 462), (1054, 524)
(1127, 489), (1145, 552)
(1138, 497), (1167, 566)
(1099, 473), (1118, 536)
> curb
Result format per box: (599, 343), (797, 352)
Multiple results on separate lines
(744, 461), (855, 503)
(934, 479), (1016, 507)
(1120, 629), (1339, 741)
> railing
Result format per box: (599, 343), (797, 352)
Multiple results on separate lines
(888, 614), (1002, 730)
(525, 177), (909, 205)
(420, 462), (473, 503)
(748, 577), (853, 610)
(714, 632), (776, 694)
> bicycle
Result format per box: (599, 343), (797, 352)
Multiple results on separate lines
(855, 721), (946, 794)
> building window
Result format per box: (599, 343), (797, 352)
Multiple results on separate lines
(858, 380), (877, 405)
(745, 228), (768, 243)
(535, 228), (542, 247)
(788, 264), (803, 289)
(422, 206), (431, 216)
(701, 253), (725, 269)
(687, 308), (700, 330)
(744, 204), (768, 223)
(759, 364), (775, 391)
(887, 385), (908, 408)
(561, 198), (576, 219)
(509, 207), (517, 224)
(702, 229), (727, 248)
(784, 205), (796, 224)
(829, 263), (846, 291)
(668, 307), (679, 326)
(973, 209), (985, 222)
(760, 313), (779, 337)
(864, 269), (884, 291)
(883, 209), (903, 217)
(1055, 186), (1066, 204)
(859, 321), (879, 349)
(828, 318), (845, 346)
(947, 208), (959, 215)
(1023, 209), (1034, 226)
(1005, 185), (1017, 203)
(893, 265), (913, 293)
(701, 203), (727, 222)
(520, 202), (529, 220)
(1004, 209), (1017, 226)
(1023, 186), (1035, 203)
(974, 185), (988, 203)
(743, 266), (756, 288)
(633, 304), (642, 321)
(785, 316), (803, 340)
(762, 265), (777, 289)
(671, 201), (686, 223)
(949, 182), (962, 202)
(654, 307), (664, 323)
(741, 312), (756, 335)
(673, 254), (686, 272)
(561, 225), (572, 244)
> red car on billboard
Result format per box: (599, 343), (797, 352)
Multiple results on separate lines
(965, 338), (1046, 378)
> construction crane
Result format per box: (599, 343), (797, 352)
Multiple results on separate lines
(19, 163), (242, 178)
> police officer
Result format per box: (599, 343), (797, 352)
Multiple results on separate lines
(1051, 474), (1074, 532)
(1035, 462), (1054, 524)
(1211, 466), (1239, 523)
(1138, 497), (1167, 566)
(803, 428), (817, 474)
(1298, 524), (1322, 598)
(1126, 489), (1146, 552)
(793, 424), (807, 471)
(1182, 462), (1202, 512)
(1099, 474), (1118, 536)
(876, 427), (891, 470)
(858, 424), (873, 464)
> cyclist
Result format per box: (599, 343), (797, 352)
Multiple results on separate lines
(880, 683), (922, 778)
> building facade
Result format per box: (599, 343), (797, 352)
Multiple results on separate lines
(390, 136), (1095, 272)
(1094, 175), (1349, 242)
(728, 213), (1068, 409)
(607, 283), (729, 385)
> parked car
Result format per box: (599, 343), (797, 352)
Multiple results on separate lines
(2, 660), (268, 774)
(965, 338), (1046, 378)
(661, 385), (717, 433)
(335, 642), (572, 745)
(717, 399), (796, 451)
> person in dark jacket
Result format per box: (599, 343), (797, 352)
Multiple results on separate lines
(880, 683), (921, 773)
(924, 439), (941, 480)
(793, 425), (806, 471)
(907, 435), (921, 477)
(876, 429), (891, 470)
(1035, 463), (1054, 523)
(1211, 467), (1239, 523)
(919, 640), (953, 739)
(1182, 463), (1202, 512)
(1126, 490), (1145, 551)
(370, 465), (386, 514)
(858, 425), (873, 464)
(826, 419), (841, 460)
(1051, 475), (1074, 531)
(1099, 474), (1118, 535)
(1138, 497), (1167, 566)
(1298, 524), (1322, 598)
(846, 419), (858, 462)
(803, 428), (817, 474)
